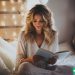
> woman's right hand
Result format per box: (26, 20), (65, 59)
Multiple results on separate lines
(19, 57), (33, 64)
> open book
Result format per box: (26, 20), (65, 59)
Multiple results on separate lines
(33, 48), (69, 64)
(32, 48), (70, 69)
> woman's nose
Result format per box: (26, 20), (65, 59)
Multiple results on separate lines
(36, 21), (42, 25)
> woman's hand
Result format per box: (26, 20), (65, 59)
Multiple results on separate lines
(48, 55), (58, 64)
(19, 57), (33, 64)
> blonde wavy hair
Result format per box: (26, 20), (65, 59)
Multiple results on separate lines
(24, 4), (56, 45)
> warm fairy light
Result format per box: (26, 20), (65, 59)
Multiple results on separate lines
(2, 1), (6, 6)
(12, 14), (16, 20)
(10, 0), (14, 4)
(12, 15), (17, 25)
(1, 21), (6, 26)
(13, 32), (17, 37)
(14, 20), (17, 25)
(20, 5), (25, 12)
(11, 7), (16, 12)
(18, 0), (22, 3)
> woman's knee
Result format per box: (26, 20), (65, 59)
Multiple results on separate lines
(17, 62), (32, 75)
(19, 62), (31, 70)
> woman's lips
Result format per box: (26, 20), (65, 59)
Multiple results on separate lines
(37, 26), (41, 28)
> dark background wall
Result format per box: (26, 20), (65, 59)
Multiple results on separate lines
(47, 0), (75, 44)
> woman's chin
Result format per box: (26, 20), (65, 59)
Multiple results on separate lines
(36, 30), (42, 34)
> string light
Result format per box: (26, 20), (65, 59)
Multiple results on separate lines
(0, 0), (28, 41)
(1, 21), (6, 26)
(2, 1), (6, 6)
(20, 5), (25, 12)
(13, 32), (17, 37)
(13, 32), (17, 40)
(11, 7), (16, 12)
(12, 14), (16, 20)
(14, 20), (17, 25)
(18, 0), (22, 3)
(10, 0), (14, 4)
(12, 15), (17, 25)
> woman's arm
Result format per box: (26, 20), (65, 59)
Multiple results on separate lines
(15, 31), (27, 70)
(18, 57), (33, 64)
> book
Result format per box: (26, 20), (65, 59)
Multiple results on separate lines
(33, 48), (69, 69)
(33, 48), (69, 64)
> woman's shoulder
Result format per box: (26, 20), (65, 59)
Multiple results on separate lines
(18, 31), (25, 39)
(18, 31), (25, 42)
(19, 31), (25, 36)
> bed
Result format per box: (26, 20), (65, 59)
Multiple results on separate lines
(0, 37), (17, 71)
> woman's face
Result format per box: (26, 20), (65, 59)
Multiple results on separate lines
(32, 14), (44, 34)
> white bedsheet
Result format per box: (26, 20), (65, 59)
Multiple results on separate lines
(0, 37), (17, 64)
(55, 51), (75, 66)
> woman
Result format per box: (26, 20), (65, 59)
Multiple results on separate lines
(15, 4), (59, 74)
